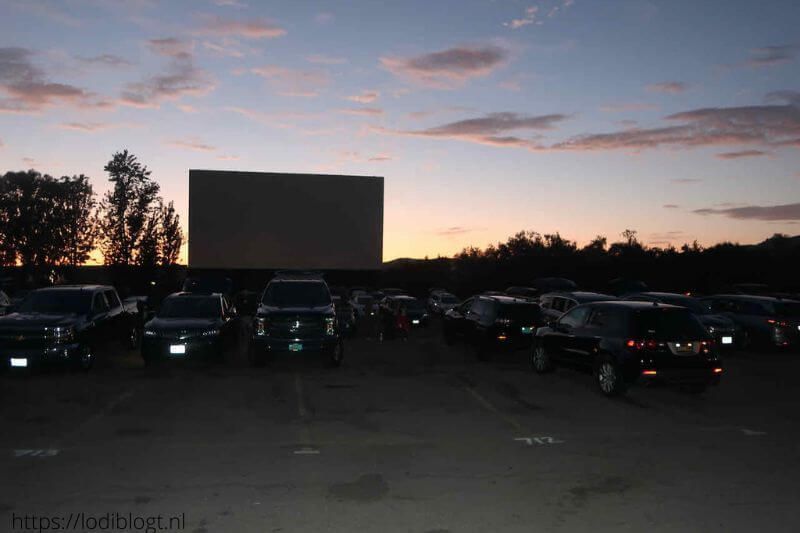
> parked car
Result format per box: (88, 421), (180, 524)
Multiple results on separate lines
(532, 301), (723, 396)
(182, 276), (234, 299)
(624, 292), (738, 349)
(607, 278), (649, 296)
(701, 295), (800, 349)
(531, 277), (578, 295)
(249, 274), (343, 367)
(443, 294), (544, 359)
(142, 292), (238, 365)
(0, 285), (137, 371)
(428, 291), (459, 315)
(505, 286), (539, 300)
(332, 295), (357, 337)
(350, 293), (376, 318)
(0, 290), (11, 316)
(381, 295), (429, 336)
(539, 291), (617, 323)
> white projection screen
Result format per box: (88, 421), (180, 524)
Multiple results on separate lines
(189, 170), (384, 270)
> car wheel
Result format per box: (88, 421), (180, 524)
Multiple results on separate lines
(475, 340), (490, 361)
(596, 356), (626, 397)
(74, 344), (93, 372)
(682, 383), (708, 394)
(531, 344), (553, 373)
(248, 344), (266, 367)
(129, 326), (140, 350)
(328, 341), (344, 368)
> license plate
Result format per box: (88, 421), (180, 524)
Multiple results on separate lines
(169, 344), (186, 355)
(289, 343), (303, 352)
(521, 326), (533, 334)
(412, 319), (420, 325)
(674, 343), (692, 353)
(721, 336), (733, 345)
(10, 357), (27, 368)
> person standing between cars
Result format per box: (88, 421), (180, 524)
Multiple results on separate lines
(397, 304), (410, 341)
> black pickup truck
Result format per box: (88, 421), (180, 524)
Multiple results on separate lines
(0, 285), (138, 371)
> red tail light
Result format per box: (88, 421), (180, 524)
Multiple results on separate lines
(767, 319), (789, 327)
(642, 369), (657, 376)
(712, 367), (723, 374)
(626, 339), (659, 350)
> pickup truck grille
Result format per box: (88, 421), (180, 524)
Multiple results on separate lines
(269, 317), (325, 338)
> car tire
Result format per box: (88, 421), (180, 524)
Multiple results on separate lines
(248, 344), (266, 367)
(596, 355), (627, 397)
(73, 344), (93, 372)
(128, 326), (140, 350)
(327, 341), (344, 368)
(682, 383), (708, 394)
(531, 343), (554, 373)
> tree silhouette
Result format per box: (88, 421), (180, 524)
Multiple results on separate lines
(98, 150), (161, 265)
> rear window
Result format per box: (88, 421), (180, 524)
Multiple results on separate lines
(775, 302), (800, 317)
(262, 282), (331, 308)
(657, 295), (709, 315)
(498, 303), (542, 321)
(634, 309), (709, 341)
(159, 296), (221, 319)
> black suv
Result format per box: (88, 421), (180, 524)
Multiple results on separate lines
(443, 294), (544, 359)
(539, 291), (618, 324)
(701, 295), (800, 349)
(142, 292), (239, 365)
(249, 275), (343, 367)
(624, 292), (738, 349)
(532, 301), (722, 396)
(0, 285), (136, 371)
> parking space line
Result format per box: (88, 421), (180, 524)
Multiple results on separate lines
(462, 384), (524, 432)
(49, 387), (138, 449)
(293, 373), (318, 456)
(294, 373), (308, 418)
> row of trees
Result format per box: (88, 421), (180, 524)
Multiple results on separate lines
(384, 230), (800, 296)
(0, 150), (183, 268)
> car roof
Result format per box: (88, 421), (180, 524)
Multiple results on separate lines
(707, 294), (799, 303)
(481, 294), (538, 304)
(391, 295), (419, 301)
(544, 291), (616, 301)
(631, 291), (693, 299)
(581, 300), (682, 310)
(166, 291), (220, 299)
(38, 284), (113, 292)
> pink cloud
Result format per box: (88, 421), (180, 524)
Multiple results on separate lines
(694, 202), (800, 221)
(647, 81), (689, 94)
(196, 15), (286, 39)
(166, 138), (216, 152)
(250, 65), (329, 97)
(504, 6), (539, 29)
(380, 44), (509, 88)
(339, 107), (384, 116)
(346, 90), (379, 103)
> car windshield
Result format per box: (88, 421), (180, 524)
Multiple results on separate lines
(398, 299), (425, 311)
(159, 296), (221, 318)
(498, 303), (542, 321)
(262, 281), (331, 307)
(357, 296), (373, 304)
(441, 295), (459, 303)
(17, 290), (92, 314)
(634, 309), (709, 340)
(182, 278), (232, 294)
(774, 302), (800, 317)
(656, 295), (710, 315)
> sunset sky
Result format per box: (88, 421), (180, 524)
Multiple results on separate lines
(1, 0), (799, 263)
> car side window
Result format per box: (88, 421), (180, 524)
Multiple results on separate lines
(540, 296), (552, 309)
(559, 306), (590, 328)
(564, 299), (577, 312)
(92, 292), (110, 314)
(587, 308), (627, 336)
(104, 290), (121, 310)
(459, 298), (473, 314)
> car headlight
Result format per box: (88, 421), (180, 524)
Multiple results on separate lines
(254, 317), (267, 336)
(706, 325), (715, 334)
(325, 316), (336, 336)
(143, 329), (157, 337)
(202, 328), (220, 337)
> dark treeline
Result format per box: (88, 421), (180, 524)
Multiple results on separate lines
(382, 230), (800, 297)
(0, 150), (184, 287)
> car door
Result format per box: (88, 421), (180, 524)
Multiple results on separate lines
(446, 298), (473, 339)
(90, 291), (112, 343)
(464, 298), (487, 342)
(103, 289), (126, 342)
(577, 306), (627, 369)
(545, 305), (591, 364)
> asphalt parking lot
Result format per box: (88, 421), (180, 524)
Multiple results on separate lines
(2, 319), (800, 533)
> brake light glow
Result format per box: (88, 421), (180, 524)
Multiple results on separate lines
(767, 319), (789, 327)
(497, 334), (507, 341)
(642, 370), (657, 375)
(627, 339), (659, 350)
(712, 367), (723, 374)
